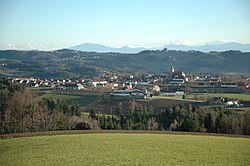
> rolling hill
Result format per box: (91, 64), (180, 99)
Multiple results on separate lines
(0, 49), (250, 78)
(1, 133), (249, 165)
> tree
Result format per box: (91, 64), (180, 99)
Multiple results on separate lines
(128, 100), (136, 115)
(70, 104), (81, 116)
(215, 111), (228, 133)
(116, 102), (123, 116)
(126, 118), (134, 130)
(119, 114), (127, 129)
(147, 117), (158, 130)
(89, 109), (96, 119)
(107, 116), (114, 129)
(189, 112), (200, 132)
(148, 105), (154, 115)
(75, 122), (91, 130)
(205, 113), (213, 132)
(0, 78), (97, 134)
(243, 112), (250, 135)
(169, 119), (178, 131)
(112, 115), (121, 129)
(159, 109), (173, 130)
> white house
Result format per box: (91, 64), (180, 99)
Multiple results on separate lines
(57, 83), (85, 90)
(91, 80), (108, 87)
(161, 90), (185, 96)
(110, 89), (145, 99)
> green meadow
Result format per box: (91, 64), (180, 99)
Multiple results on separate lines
(38, 93), (98, 107)
(1, 134), (249, 165)
(186, 93), (250, 101)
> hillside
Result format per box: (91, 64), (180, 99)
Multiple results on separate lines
(0, 49), (250, 78)
(1, 133), (249, 165)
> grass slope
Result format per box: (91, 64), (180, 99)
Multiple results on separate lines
(1, 134), (249, 165)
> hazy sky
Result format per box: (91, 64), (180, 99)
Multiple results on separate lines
(0, 0), (250, 50)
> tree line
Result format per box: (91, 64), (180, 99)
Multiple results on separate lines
(0, 78), (97, 134)
(90, 100), (250, 135)
(1, 78), (249, 135)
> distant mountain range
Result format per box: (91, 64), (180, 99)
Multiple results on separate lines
(1, 41), (250, 53)
(70, 42), (250, 53)
(166, 42), (250, 53)
(70, 43), (151, 53)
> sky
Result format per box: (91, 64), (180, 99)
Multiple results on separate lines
(0, 0), (250, 50)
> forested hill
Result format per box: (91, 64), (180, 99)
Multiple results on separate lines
(0, 49), (250, 78)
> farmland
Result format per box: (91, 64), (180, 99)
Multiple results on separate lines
(37, 92), (98, 107)
(137, 97), (201, 110)
(186, 93), (250, 101)
(85, 96), (199, 114)
(29, 87), (100, 107)
(1, 133), (250, 165)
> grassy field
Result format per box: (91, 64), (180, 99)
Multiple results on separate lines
(1, 133), (249, 165)
(186, 93), (250, 101)
(38, 93), (98, 107)
(154, 95), (204, 102)
(28, 87), (54, 92)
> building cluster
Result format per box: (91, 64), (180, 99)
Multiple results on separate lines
(212, 97), (244, 107)
(12, 78), (86, 90)
(10, 66), (250, 100)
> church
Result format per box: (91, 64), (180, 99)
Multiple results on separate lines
(169, 66), (188, 84)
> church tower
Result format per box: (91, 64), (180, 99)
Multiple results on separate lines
(170, 66), (175, 78)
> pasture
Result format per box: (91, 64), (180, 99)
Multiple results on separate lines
(186, 93), (250, 101)
(1, 133), (249, 165)
(38, 93), (98, 107)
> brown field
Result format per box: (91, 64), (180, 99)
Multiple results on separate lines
(83, 96), (200, 115)
(137, 98), (197, 111)
(84, 97), (130, 114)
(91, 96), (197, 113)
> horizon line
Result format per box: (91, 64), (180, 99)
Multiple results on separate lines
(1, 40), (250, 51)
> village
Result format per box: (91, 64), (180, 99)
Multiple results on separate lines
(1, 1), (250, 165)
(10, 66), (250, 107)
